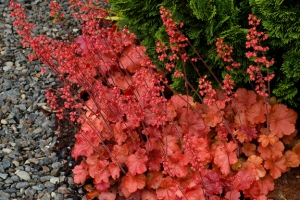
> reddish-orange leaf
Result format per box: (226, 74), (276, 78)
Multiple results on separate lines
(246, 99), (269, 125)
(126, 148), (148, 176)
(202, 170), (222, 195)
(235, 125), (257, 143)
(232, 170), (256, 191)
(165, 151), (189, 178)
(112, 144), (129, 164)
(108, 72), (132, 91)
(108, 162), (120, 180)
(285, 150), (300, 168)
(282, 129), (298, 144)
(141, 189), (158, 200)
(178, 109), (209, 137)
(257, 174), (274, 195)
(203, 103), (223, 127)
(162, 135), (180, 156)
(243, 181), (260, 199)
(225, 190), (240, 200)
(269, 104), (298, 138)
(242, 143), (256, 157)
(146, 171), (163, 190)
(185, 136), (211, 165)
(73, 160), (89, 184)
(292, 142), (300, 155)
(258, 133), (277, 148)
(257, 140), (284, 160)
(243, 155), (266, 180)
(119, 45), (146, 73)
(214, 141), (238, 176)
(184, 185), (206, 200)
(166, 101), (177, 120)
(98, 192), (117, 200)
(71, 130), (101, 160)
(122, 174), (146, 194)
(113, 122), (127, 145)
(234, 111), (248, 126)
(169, 94), (194, 112)
(156, 176), (179, 200)
(93, 160), (110, 184)
(234, 88), (257, 112)
(146, 149), (163, 172)
(86, 190), (101, 200)
(264, 156), (287, 179)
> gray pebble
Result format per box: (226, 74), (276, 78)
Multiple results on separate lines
(32, 183), (45, 191)
(2, 159), (11, 169)
(4, 177), (13, 184)
(0, 173), (8, 179)
(10, 175), (19, 182)
(52, 162), (63, 169)
(24, 188), (36, 197)
(54, 193), (64, 200)
(16, 182), (29, 189)
(16, 171), (31, 181)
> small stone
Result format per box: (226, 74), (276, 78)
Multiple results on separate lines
(32, 184), (45, 191)
(2, 159), (11, 169)
(41, 193), (51, 200)
(18, 104), (26, 111)
(24, 188), (36, 197)
(57, 186), (70, 194)
(16, 182), (29, 189)
(2, 137), (9, 143)
(1, 119), (8, 125)
(11, 175), (19, 181)
(25, 158), (39, 164)
(1, 148), (12, 154)
(46, 187), (55, 194)
(9, 142), (16, 147)
(5, 61), (13, 67)
(4, 187), (17, 193)
(16, 171), (31, 181)
(50, 168), (59, 176)
(4, 177), (13, 184)
(40, 176), (53, 182)
(3, 66), (11, 71)
(21, 94), (26, 99)
(52, 162), (63, 169)
(0, 173), (8, 179)
(12, 161), (19, 167)
(0, 196), (9, 200)
(42, 166), (50, 173)
(44, 181), (54, 188)
(33, 127), (43, 134)
(49, 177), (59, 184)
(53, 193), (64, 200)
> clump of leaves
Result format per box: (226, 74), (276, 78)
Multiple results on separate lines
(10, 0), (299, 199)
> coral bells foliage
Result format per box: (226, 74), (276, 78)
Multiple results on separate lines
(10, 1), (300, 199)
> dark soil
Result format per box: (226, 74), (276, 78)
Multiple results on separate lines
(268, 167), (300, 200)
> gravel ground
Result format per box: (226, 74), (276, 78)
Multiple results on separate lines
(0, 0), (87, 199)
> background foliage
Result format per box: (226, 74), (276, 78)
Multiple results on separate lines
(109, 0), (300, 108)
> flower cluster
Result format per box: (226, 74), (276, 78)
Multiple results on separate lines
(245, 14), (275, 97)
(49, 1), (64, 22)
(216, 38), (241, 71)
(156, 6), (189, 72)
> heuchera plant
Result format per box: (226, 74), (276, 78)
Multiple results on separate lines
(10, 0), (299, 199)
